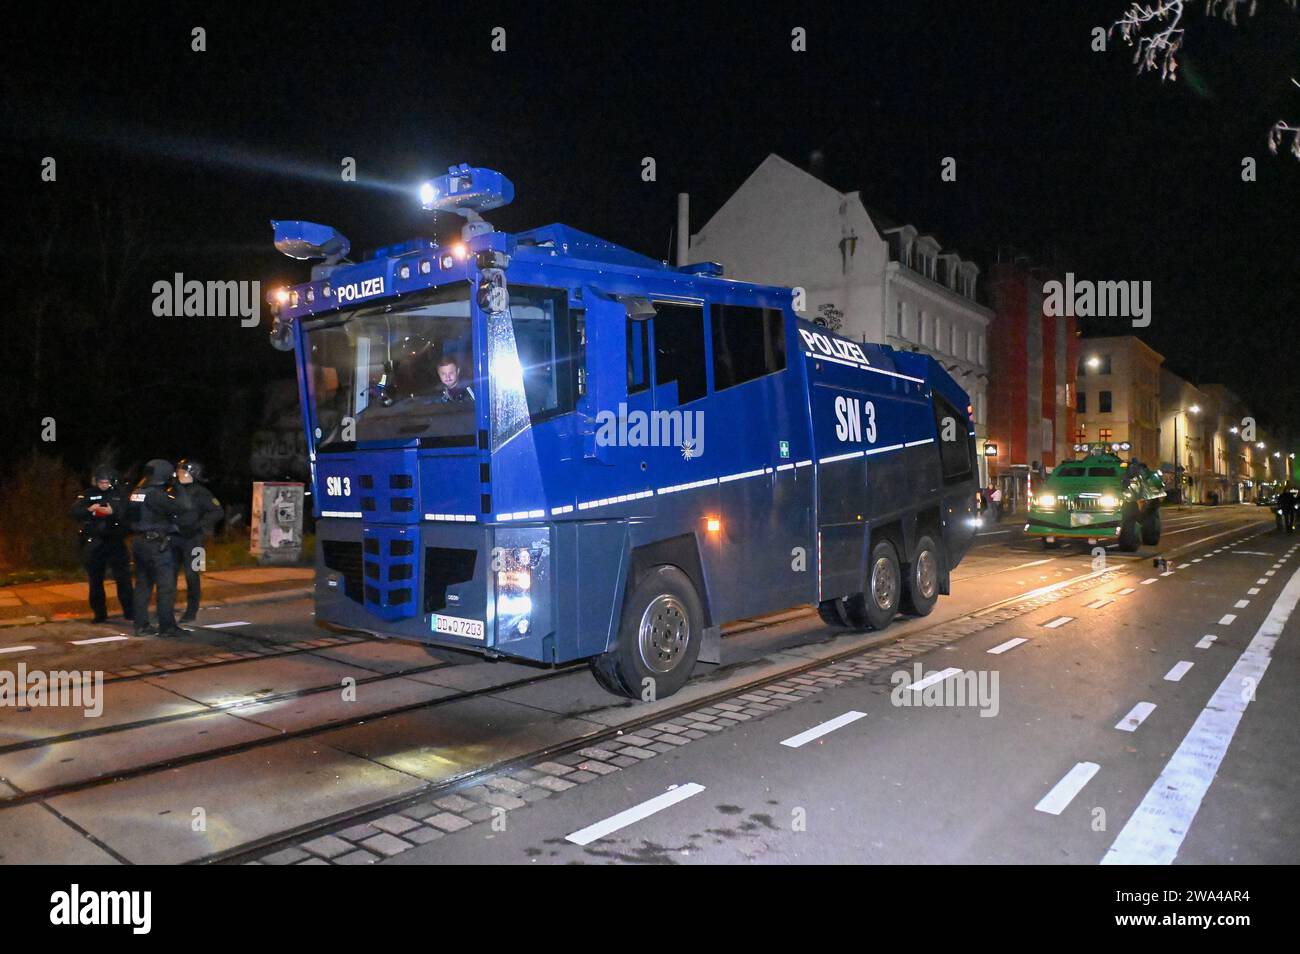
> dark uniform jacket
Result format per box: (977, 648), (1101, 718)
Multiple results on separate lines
(127, 472), (190, 545)
(173, 481), (223, 539)
(69, 486), (129, 543)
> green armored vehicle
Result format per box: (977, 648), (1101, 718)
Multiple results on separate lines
(1025, 442), (1166, 551)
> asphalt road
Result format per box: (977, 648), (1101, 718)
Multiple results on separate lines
(0, 504), (1290, 865)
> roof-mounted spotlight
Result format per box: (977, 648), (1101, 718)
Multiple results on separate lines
(271, 220), (351, 264)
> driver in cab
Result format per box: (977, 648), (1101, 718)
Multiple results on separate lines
(435, 355), (475, 404)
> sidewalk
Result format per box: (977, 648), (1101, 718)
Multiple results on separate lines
(0, 566), (314, 626)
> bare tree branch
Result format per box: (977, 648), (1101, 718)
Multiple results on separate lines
(1111, 0), (1300, 156)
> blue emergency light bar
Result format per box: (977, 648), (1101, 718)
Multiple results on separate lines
(272, 220), (351, 262)
(419, 164), (515, 216)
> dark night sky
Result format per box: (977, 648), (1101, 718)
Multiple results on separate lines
(3, 0), (1299, 479)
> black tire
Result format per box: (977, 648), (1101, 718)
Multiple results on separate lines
(901, 534), (942, 617)
(817, 597), (852, 628)
(1117, 511), (1140, 552)
(589, 565), (704, 700)
(1139, 507), (1161, 546)
(847, 539), (901, 630)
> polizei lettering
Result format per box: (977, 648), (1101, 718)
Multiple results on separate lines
(798, 327), (869, 365)
(334, 276), (385, 304)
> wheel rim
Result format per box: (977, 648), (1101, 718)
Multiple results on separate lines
(637, 594), (690, 674)
(915, 549), (938, 599)
(871, 555), (899, 611)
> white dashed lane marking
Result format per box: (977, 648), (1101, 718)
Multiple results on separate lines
(1195, 634), (1216, 649)
(565, 783), (706, 846)
(69, 635), (130, 646)
(1084, 599), (1114, 609)
(203, 621), (251, 629)
(1164, 661), (1194, 682)
(1116, 702), (1157, 732)
(1035, 762), (1100, 815)
(779, 711), (867, 748)
(1248, 588), (1260, 595)
(987, 637), (1028, 655)
(1219, 614), (1237, 626)
(908, 667), (963, 691)
(1140, 578), (1159, 585)
(1234, 600), (1251, 608)
(1115, 587), (1136, 595)
(0, 645), (36, 655)
(1041, 616), (1074, 629)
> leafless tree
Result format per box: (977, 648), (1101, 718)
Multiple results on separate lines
(1110, 0), (1300, 157)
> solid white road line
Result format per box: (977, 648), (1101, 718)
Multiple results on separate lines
(565, 783), (706, 846)
(779, 711), (867, 748)
(1116, 702), (1157, 732)
(1103, 562), (1300, 865)
(987, 637), (1028, 655)
(203, 621), (251, 629)
(1164, 661), (1194, 682)
(0, 645), (36, 655)
(1035, 762), (1100, 815)
(1042, 616), (1074, 629)
(70, 635), (129, 646)
(908, 667), (962, 691)
(1195, 635), (1217, 649)
(1218, 614), (1237, 625)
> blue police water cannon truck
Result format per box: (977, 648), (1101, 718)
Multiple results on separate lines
(267, 164), (981, 699)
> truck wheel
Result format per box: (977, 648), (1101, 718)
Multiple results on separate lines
(1139, 508), (1161, 546)
(589, 565), (704, 700)
(901, 534), (941, 617)
(1117, 512), (1140, 552)
(846, 539), (901, 630)
(817, 597), (852, 628)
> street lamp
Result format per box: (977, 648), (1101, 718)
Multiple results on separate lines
(1086, 356), (1101, 369)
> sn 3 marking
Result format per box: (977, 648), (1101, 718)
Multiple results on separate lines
(325, 475), (352, 497)
(834, 396), (876, 443)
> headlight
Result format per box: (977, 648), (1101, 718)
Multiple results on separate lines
(1098, 494), (1120, 509)
(1037, 494), (1057, 509)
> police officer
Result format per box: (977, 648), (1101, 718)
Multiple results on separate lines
(1278, 484), (1298, 533)
(434, 355), (475, 403)
(68, 466), (134, 623)
(170, 458), (222, 623)
(127, 459), (191, 637)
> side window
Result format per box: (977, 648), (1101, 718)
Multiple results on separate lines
(504, 285), (578, 423)
(1099, 390), (1113, 413)
(934, 394), (975, 485)
(626, 316), (649, 395)
(711, 303), (786, 391)
(653, 302), (707, 405)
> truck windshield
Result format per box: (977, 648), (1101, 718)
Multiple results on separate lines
(304, 285), (475, 449)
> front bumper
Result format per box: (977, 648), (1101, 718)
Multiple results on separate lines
(1025, 510), (1122, 538)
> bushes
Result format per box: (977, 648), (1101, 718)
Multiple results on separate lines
(0, 453), (84, 571)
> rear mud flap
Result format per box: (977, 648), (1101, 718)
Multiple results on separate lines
(699, 624), (721, 665)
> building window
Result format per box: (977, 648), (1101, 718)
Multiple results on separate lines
(1099, 391), (1113, 413)
(918, 309), (927, 345)
(1100, 427), (1113, 441)
(1075, 426), (1087, 443)
(1076, 391), (1087, 414)
(896, 300), (905, 337)
(977, 335), (986, 366)
(1097, 355), (1112, 375)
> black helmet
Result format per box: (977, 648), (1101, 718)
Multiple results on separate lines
(92, 465), (119, 486)
(177, 458), (205, 481)
(144, 459), (175, 484)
